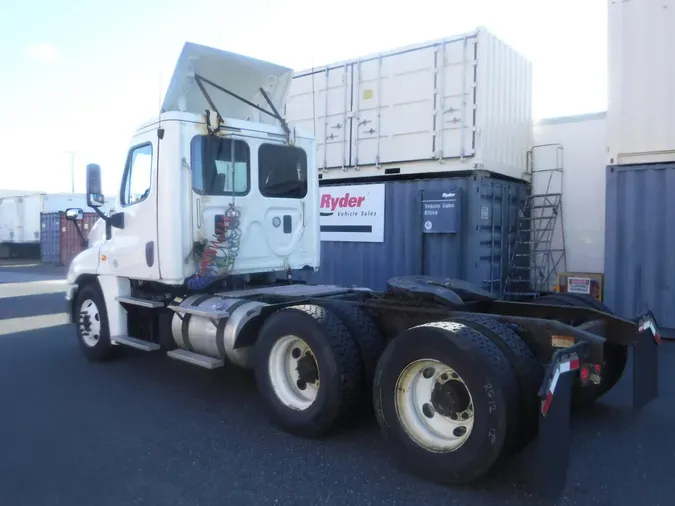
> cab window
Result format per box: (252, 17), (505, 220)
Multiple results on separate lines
(258, 144), (307, 199)
(191, 135), (250, 195)
(120, 143), (153, 206)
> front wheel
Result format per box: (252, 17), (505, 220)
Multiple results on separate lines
(75, 283), (115, 361)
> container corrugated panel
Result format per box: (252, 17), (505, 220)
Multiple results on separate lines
(60, 213), (99, 267)
(285, 28), (532, 182)
(40, 212), (61, 263)
(604, 163), (675, 335)
(39, 211), (99, 266)
(303, 172), (528, 294)
(607, 0), (675, 165)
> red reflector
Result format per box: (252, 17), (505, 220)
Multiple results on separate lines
(594, 364), (601, 373)
(580, 366), (590, 381)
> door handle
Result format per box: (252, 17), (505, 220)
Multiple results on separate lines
(196, 199), (202, 228)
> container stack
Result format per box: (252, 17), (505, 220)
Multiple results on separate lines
(604, 0), (675, 335)
(40, 211), (100, 266)
(285, 27), (533, 295)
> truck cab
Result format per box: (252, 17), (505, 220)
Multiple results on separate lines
(66, 42), (320, 340)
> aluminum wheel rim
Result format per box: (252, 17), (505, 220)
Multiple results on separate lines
(79, 298), (101, 348)
(268, 335), (320, 411)
(395, 359), (475, 452)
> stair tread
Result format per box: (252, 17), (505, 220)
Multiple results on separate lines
(167, 349), (224, 369)
(116, 296), (165, 309)
(111, 335), (160, 351)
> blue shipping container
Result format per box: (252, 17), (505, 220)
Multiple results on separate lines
(40, 212), (61, 264)
(604, 163), (675, 336)
(305, 171), (528, 295)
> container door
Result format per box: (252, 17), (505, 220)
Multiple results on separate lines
(351, 58), (382, 167)
(101, 134), (159, 280)
(285, 65), (353, 170)
(354, 45), (438, 165)
(437, 36), (477, 160)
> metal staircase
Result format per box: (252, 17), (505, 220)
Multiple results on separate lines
(503, 144), (567, 300)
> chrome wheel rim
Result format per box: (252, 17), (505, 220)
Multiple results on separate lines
(78, 298), (101, 348)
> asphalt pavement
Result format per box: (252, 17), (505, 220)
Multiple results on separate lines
(0, 262), (674, 506)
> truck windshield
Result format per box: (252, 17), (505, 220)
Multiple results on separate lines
(258, 144), (307, 199)
(191, 135), (250, 196)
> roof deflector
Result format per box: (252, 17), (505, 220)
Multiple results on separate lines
(161, 42), (293, 132)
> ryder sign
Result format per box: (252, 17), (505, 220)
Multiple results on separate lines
(319, 184), (385, 242)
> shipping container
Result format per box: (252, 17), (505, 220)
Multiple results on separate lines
(300, 171), (528, 294)
(0, 192), (111, 246)
(607, 0), (675, 165)
(285, 27), (533, 182)
(40, 211), (99, 266)
(531, 112), (607, 276)
(604, 163), (675, 336)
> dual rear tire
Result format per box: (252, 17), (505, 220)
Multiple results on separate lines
(254, 303), (384, 437)
(255, 303), (538, 485)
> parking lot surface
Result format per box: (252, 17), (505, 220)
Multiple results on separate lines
(0, 262), (674, 506)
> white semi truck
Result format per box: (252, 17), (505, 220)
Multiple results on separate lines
(64, 42), (661, 498)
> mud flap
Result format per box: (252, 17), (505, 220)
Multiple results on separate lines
(535, 312), (661, 499)
(535, 344), (586, 499)
(634, 310), (660, 409)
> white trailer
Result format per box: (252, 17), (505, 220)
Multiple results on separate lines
(63, 42), (659, 499)
(284, 27), (533, 182)
(0, 192), (112, 259)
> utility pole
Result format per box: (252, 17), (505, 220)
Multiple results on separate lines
(67, 151), (76, 193)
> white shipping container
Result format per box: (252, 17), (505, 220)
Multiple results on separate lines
(0, 193), (111, 244)
(607, 0), (675, 165)
(285, 27), (533, 182)
(531, 112), (608, 279)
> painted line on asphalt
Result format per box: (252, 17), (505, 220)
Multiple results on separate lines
(0, 280), (67, 299)
(0, 313), (70, 336)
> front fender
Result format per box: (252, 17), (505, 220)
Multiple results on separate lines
(66, 245), (101, 285)
(65, 245), (102, 322)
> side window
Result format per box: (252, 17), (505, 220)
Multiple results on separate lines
(121, 143), (153, 206)
(191, 135), (250, 196)
(258, 144), (307, 199)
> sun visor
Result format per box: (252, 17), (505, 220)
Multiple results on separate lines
(161, 42), (293, 125)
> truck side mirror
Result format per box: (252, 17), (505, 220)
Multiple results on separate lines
(86, 163), (105, 208)
(65, 208), (83, 221)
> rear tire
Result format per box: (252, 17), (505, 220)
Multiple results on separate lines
(317, 300), (385, 404)
(75, 283), (115, 362)
(254, 304), (362, 438)
(532, 293), (628, 409)
(449, 314), (542, 450)
(373, 321), (519, 485)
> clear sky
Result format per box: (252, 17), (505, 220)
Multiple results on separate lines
(0, 0), (607, 196)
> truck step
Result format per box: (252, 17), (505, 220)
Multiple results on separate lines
(116, 296), (165, 308)
(168, 305), (230, 319)
(111, 335), (161, 351)
(167, 349), (225, 369)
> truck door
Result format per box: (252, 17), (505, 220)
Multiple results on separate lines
(100, 130), (160, 280)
